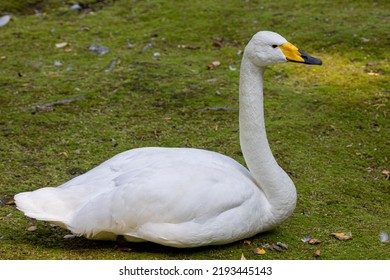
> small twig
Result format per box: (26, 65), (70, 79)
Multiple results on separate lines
(105, 58), (118, 72)
(23, 95), (86, 111)
(177, 44), (201, 50)
(196, 107), (237, 112)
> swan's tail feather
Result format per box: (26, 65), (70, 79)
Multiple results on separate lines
(14, 188), (72, 229)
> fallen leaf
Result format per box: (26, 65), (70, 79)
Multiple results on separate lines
(331, 232), (352, 241)
(382, 170), (390, 180)
(207, 61), (221, 70)
(162, 117), (172, 121)
(379, 231), (389, 243)
(302, 236), (321, 244)
(240, 253), (247, 260)
(27, 225), (37, 232)
(253, 248), (266, 255)
(0, 56), (6, 60)
(58, 151), (68, 158)
(308, 239), (321, 245)
(301, 236), (312, 243)
(367, 72), (379, 76)
(366, 167), (374, 173)
(213, 38), (224, 48)
(63, 234), (76, 239)
(5, 200), (15, 206)
(243, 240), (252, 246)
(269, 244), (283, 251)
(314, 250), (321, 258)
(55, 42), (68, 48)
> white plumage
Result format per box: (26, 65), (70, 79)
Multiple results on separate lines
(15, 31), (321, 248)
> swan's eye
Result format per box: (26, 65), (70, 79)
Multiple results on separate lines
(272, 44), (278, 48)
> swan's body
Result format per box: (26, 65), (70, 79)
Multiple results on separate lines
(15, 31), (321, 248)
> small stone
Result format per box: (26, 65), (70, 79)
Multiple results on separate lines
(88, 44), (109, 55)
(142, 43), (154, 52)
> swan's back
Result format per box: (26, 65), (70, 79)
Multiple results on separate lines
(15, 147), (271, 247)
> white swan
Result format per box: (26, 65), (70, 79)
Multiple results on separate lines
(14, 31), (321, 248)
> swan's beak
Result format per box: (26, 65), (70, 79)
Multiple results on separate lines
(280, 42), (322, 65)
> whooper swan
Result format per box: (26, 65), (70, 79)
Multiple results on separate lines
(15, 31), (322, 248)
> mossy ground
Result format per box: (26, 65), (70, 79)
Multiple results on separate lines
(0, 0), (389, 259)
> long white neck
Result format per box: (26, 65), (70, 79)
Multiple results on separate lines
(239, 54), (296, 221)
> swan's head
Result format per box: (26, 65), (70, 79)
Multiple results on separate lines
(244, 31), (322, 67)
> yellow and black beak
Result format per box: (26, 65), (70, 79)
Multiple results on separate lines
(280, 42), (322, 65)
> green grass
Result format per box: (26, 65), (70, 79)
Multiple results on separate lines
(0, 0), (389, 259)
